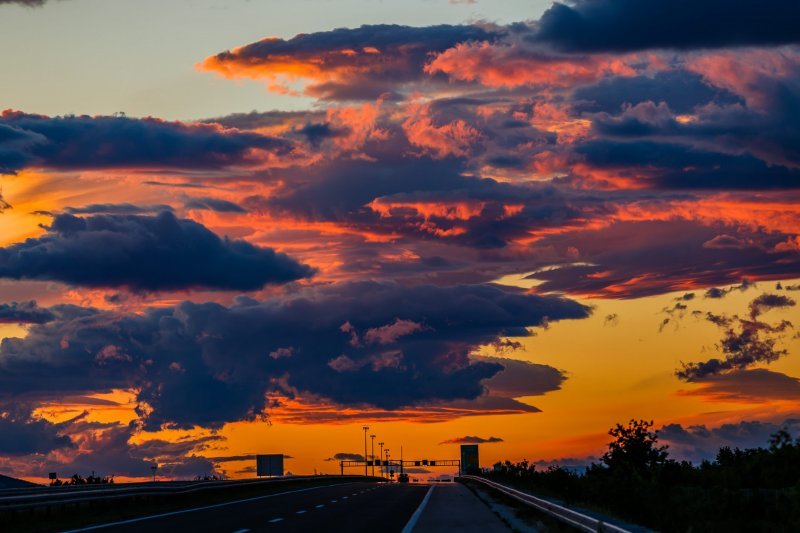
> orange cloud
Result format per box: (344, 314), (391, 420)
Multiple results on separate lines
(326, 101), (387, 151)
(685, 47), (800, 110)
(612, 193), (800, 235)
(368, 199), (488, 221)
(402, 102), (481, 158)
(266, 394), (540, 425)
(425, 41), (644, 88)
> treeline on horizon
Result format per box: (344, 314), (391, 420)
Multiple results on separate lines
(486, 420), (800, 532)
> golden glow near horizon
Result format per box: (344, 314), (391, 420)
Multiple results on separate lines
(14, 277), (797, 482)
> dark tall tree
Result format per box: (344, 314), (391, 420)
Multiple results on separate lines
(601, 419), (669, 474)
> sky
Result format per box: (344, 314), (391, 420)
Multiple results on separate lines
(0, 0), (799, 483)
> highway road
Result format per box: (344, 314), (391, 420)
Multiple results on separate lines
(61, 481), (429, 533)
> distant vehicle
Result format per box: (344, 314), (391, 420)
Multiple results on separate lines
(398, 473), (410, 483)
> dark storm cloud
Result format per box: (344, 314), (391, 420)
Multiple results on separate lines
(0, 283), (590, 429)
(748, 293), (796, 318)
(202, 24), (500, 100)
(573, 70), (742, 114)
(473, 356), (566, 398)
(577, 140), (800, 189)
(704, 280), (756, 299)
(203, 110), (326, 131)
(324, 453), (365, 462)
(0, 403), (72, 456)
(183, 196), (247, 213)
(0, 301), (54, 324)
(296, 122), (340, 147)
(588, 80), (800, 172)
(531, 0), (800, 52)
(212, 24), (495, 65)
(659, 419), (800, 463)
(0, 211), (313, 291)
(259, 155), (474, 220)
(528, 221), (800, 298)
(255, 154), (611, 249)
(676, 294), (795, 381)
(63, 203), (174, 215)
(439, 435), (503, 444)
(0, 111), (293, 174)
(268, 392), (544, 424)
(43, 421), (221, 479)
(680, 369), (800, 402)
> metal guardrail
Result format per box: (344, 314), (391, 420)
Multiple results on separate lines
(0, 475), (381, 513)
(460, 475), (633, 533)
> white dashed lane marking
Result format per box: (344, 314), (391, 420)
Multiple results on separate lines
(268, 518), (283, 524)
(296, 510), (307, 515)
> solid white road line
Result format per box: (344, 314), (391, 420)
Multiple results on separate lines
(58, 483), (357, 533)
(401, 485), (435, 533)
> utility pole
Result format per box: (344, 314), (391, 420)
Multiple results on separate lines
(150, 464), (158, 483)
(378, 442), (384, 478)
(362, 426), (369, 477)
(370, 434), (376, 477)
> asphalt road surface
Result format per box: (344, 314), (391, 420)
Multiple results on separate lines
(61, 482), (429, 533)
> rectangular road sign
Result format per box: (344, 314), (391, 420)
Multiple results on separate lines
(256, 454), (284, 477)
(461, 445), (479, 474)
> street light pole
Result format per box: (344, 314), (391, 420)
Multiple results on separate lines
(378, 442), (384, 478)
(370, 434), (376, 477)
(362, 426), (369, 477)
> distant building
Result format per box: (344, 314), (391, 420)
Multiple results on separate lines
(460, 445), (479, 475)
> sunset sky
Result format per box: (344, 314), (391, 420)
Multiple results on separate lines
(1, 0), (799, 483)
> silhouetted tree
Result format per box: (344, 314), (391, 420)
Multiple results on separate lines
(484, 421), (800, 532)
(601, 419), (668, 474)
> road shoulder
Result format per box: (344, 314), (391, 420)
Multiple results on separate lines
(411, 482), (511, 532)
